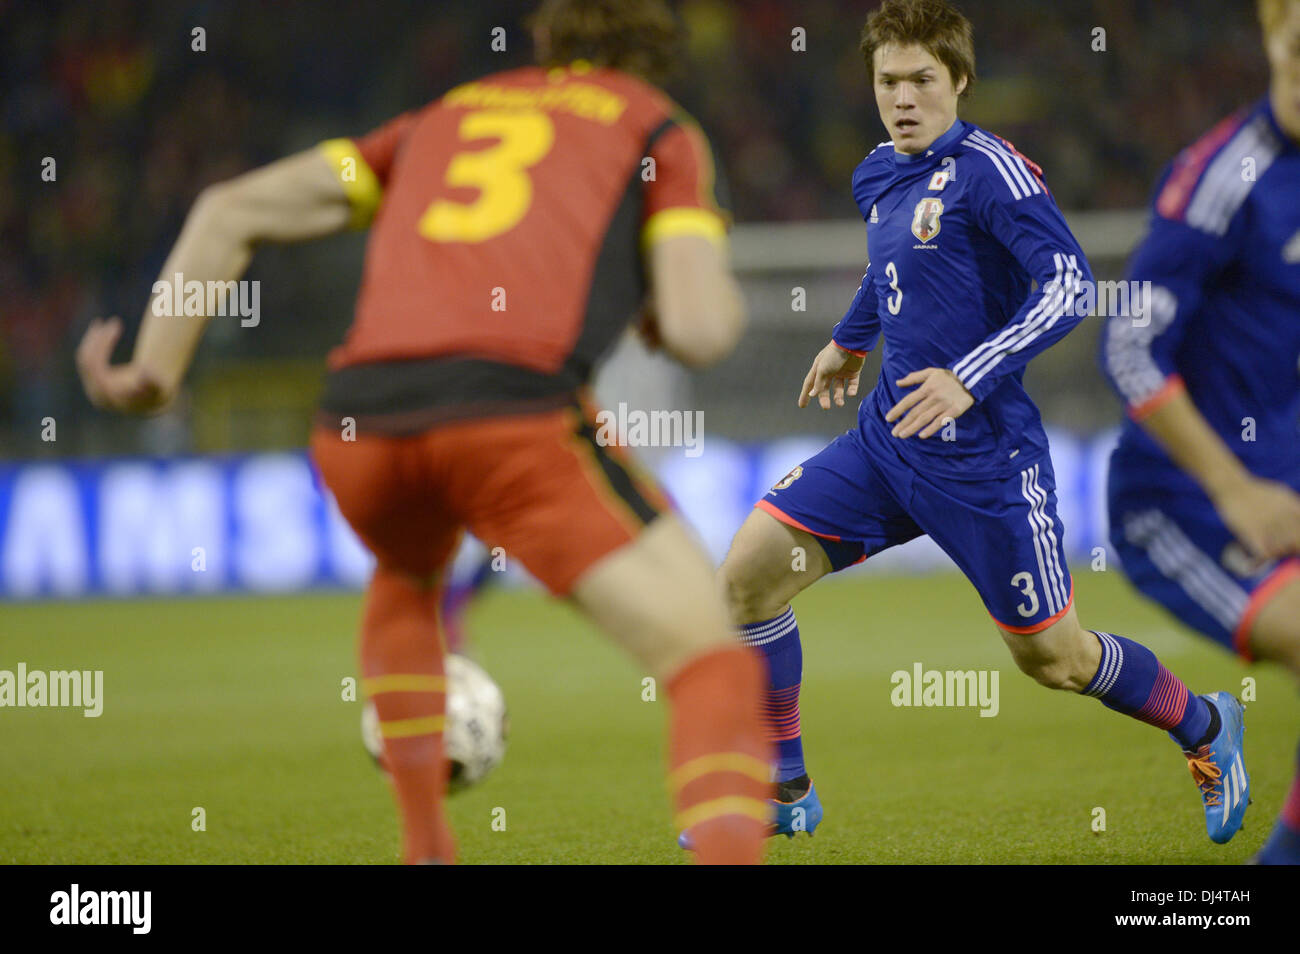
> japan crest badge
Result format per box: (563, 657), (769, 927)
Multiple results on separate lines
(911, 197), (944, 243)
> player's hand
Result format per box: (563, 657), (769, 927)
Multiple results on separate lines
(885, 367), (974, 439)
(75, 317), (169, 414)
(1211, 475), (1300, 561)
(799, 341), (865, 409)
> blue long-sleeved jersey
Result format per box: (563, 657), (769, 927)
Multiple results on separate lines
(1102, 97), (1300, 490)
(832, 118), (1093, 479)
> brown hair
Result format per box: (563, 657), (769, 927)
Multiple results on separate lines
(529, 0), (685, 84)
(860, 0), (976, 97)
(1259, 0), (1300, 34)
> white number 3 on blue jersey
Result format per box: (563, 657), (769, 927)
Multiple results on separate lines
(885, 260), (902, 315)
(1011, 571), (1039, 617)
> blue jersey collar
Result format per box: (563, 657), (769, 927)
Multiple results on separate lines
(892, 118), (965, 165)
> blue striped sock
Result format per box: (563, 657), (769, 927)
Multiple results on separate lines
(738, 608), (805, 782)
(1082, 631), (1211, 749)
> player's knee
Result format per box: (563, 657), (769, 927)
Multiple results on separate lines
(1281, 637), (1300, 678)
(719, 511), (824, 624)
(717, 557), (758, 621)
(1245, 585), (1300, 677)
(1012, 654), (1079, 691)
(717, 553), (781, 624)
(644, 575), (742, 675)
(650, 620), (736, 677)
(1252, 624), (1300, 678)
(1001, 620), (1096, 692)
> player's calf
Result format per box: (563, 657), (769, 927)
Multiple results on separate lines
(998, 604), (1213, 749)
(669, 510), (837, 854)
(997, 604), (1249, 843)
(360, 566), (456, 865)
(572, 514), (774, 864)
(997, 605), (1100, 692)
(720, 510), (832, 789)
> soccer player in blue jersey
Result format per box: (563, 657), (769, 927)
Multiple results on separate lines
(1102, 0), (1300, 865)
(679, 0), (1248, 853)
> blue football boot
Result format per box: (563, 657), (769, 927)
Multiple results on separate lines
(770, 776), (823, 838)
(678, 776), (822, 850)
(1180, 692), (1249, 845)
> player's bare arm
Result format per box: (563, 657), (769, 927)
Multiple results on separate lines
(1138, 387), (1300, 559)
(884, 367), (973, 438)
(75, 149), (353, 414)
(798, 340), (865, 410)
(646, 233), (745, 368)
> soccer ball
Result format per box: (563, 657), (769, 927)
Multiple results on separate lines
(361, 654), (508, 793)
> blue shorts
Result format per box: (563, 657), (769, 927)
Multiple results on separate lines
(759, 424), (1074, 633)
(1108, 467), (1300, 660)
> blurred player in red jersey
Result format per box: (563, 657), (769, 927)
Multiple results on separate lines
(75, 0), (772, 865)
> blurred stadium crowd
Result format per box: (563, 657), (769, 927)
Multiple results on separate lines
(1, 0), (1269, 455)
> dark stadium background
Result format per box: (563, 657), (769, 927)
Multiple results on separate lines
(1, 0), (1268, 457)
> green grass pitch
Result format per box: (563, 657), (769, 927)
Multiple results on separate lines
(2, 570), (1292, 864)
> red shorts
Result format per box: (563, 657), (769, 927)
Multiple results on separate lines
(310, 401), (671, 595)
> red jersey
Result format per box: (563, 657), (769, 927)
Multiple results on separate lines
(315, 62), (727, 431)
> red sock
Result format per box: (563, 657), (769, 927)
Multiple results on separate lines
(361, 567), (454, 864)
(666, 646), (773, 865)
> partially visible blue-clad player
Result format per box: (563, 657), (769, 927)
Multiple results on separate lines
(680, 0), (1248, 853)
(1103, 0), (1300, 865)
